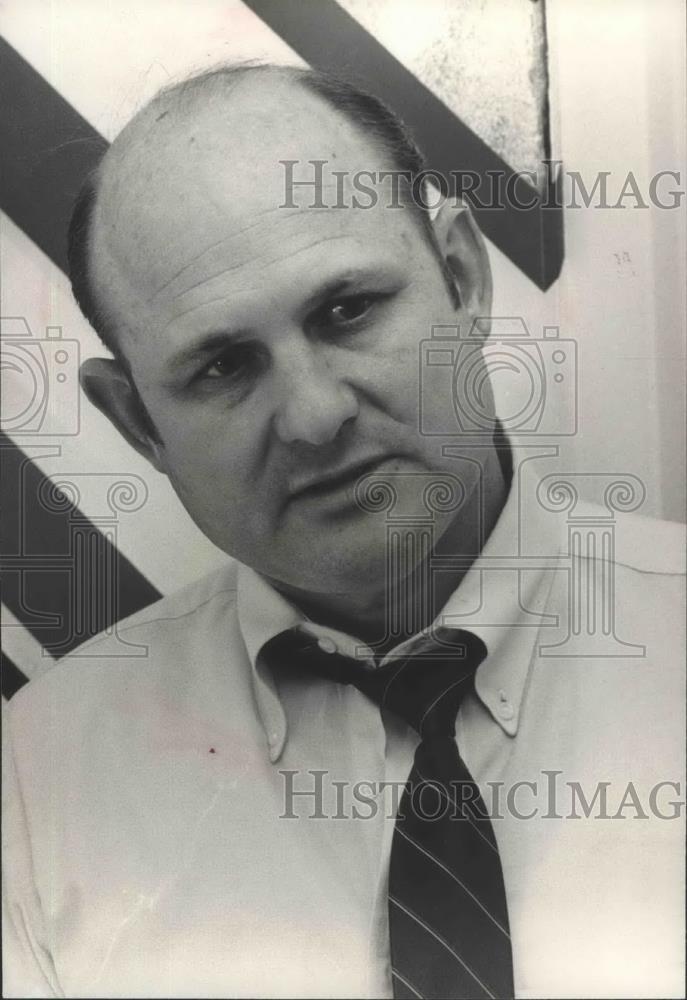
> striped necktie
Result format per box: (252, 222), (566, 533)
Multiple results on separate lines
(265, 628), (515, 999)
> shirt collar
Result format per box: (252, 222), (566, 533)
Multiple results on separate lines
(431, 449), (559, 736)
(237, 564), (299, 762)
(237, 443), (561, 761)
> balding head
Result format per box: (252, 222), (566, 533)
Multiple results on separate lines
(69, 62), (437, 360)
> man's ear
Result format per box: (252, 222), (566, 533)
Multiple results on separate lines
(431, 197), (493, 336)
(79, 357), (165, 473)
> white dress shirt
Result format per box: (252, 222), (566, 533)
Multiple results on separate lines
(3, 452), (685, 998)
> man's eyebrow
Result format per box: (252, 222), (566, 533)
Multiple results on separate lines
(297, 270), (381, 312)
(163, 269), (386, 376)
(299, 265), (402, 310)
(306, 274), (356, 308)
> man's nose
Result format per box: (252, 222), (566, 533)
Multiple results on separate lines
(272, 345), (359, 446)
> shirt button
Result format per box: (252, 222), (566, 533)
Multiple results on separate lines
(498, 700), (514, 721)
(317, 636), (338, 654)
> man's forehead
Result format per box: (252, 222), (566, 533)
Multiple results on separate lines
(91, 74), (407, 321)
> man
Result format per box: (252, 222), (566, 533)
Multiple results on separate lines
(3, 63), (684, 998)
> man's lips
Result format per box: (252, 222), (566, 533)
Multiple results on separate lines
(288, 455), (396, 503)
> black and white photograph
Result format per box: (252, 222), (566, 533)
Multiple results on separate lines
(1, 1), (685, 996)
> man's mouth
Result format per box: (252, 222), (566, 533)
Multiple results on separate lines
(289, 455), (394, 504)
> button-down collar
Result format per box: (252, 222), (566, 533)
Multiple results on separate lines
(237, 448), (562, 759)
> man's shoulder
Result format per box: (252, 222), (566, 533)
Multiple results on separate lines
(80, 558), (240, 650)
(8, 561), (242, 727)
(567, 505), (685, 653)
(576, 502), (685, 577)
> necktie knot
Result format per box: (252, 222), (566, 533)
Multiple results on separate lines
(263, 627), (487, 741)
(375, 631), (487, 739)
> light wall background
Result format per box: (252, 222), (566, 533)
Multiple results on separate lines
(547, 0), (686, 525)
(1, 0), (685, 645)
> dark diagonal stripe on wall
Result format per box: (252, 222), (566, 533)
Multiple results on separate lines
(0, 41), (159, 689)
(0, 36), (107, 275)
(0, 433), (161, 661)
(1, 650), (29, 700)
(243, 0), (564, 290)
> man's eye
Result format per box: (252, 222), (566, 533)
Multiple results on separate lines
(202, 345), (253, 380)
(320, 295), (377, 328)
